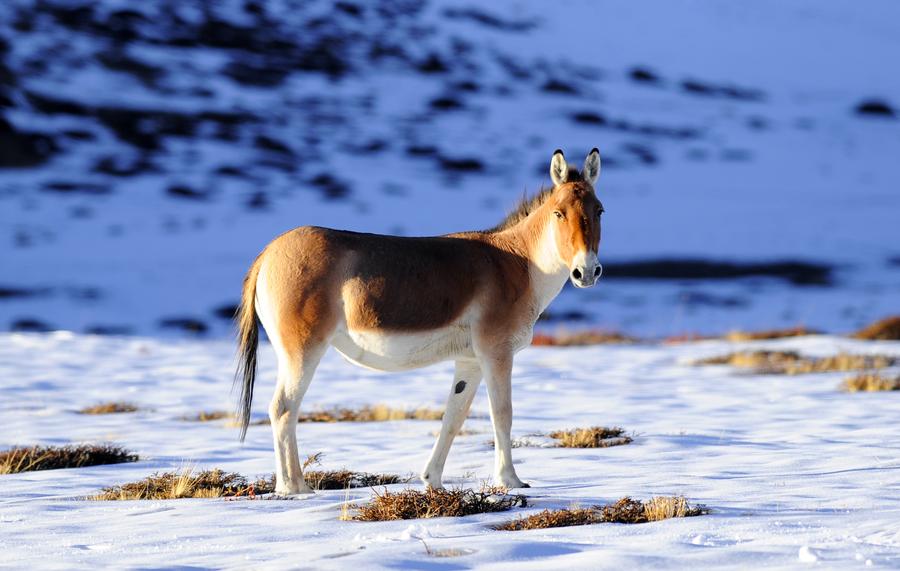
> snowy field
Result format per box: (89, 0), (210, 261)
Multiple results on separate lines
(2, 331), (899, 569)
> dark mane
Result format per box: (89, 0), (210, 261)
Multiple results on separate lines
(488, 167), (584, 232)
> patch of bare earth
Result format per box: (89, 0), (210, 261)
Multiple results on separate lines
(78, 402), (139, 414)
(495, 496), (707, 530)
(549, 426), (633, 448)
(349, 487), (527, 521)
(852, 315), (900, 341)
(693, 350), (897, 374)
(532, 330), (638, 346)
(1, 444), (138, 474)
(841, 373), (900, 392)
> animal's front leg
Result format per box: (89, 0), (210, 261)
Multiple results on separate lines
(422, 360), (482, 490)
(481, 352), (528, 489)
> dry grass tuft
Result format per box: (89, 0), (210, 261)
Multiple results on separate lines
(841, 372), (900, 392)
(852, 316), (900, 341)
(496, 496), (707, 530)
(494, 507), (601, 530)
(549, 427), (632, 448)
(693, 350), (897, 374)
(723, 326), (819, 342)
(92, 468), (258, 500)
(1, 444), (137, 474)
(78, 402), (139, 414)
(252, 405), (444, 425)
(184, 410), (233, 422)
(532, 330), (638, 346)
(350, 487), (527, 521)
(92, 456), (403, 500)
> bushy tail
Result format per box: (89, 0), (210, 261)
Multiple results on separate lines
(234, 254), (263, 442)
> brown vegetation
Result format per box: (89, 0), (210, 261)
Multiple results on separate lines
(495, 496), (706, 530)
(78, 402), (139, 414)
(350, 487), (527, 521)
(693, 350), (897, 374)
(183, 410), (233, 422)
(841, 372), (900, 392)
(852, 316), (900, 341)
(722, 326), (819, 342)
(494, 507), (601, 530)
(549, 427), (632, 448)
(532, 330), (638, 346)
(252, 404), (444, 425)
(1, 444), (137, 474)
(92, 463), (404, 500)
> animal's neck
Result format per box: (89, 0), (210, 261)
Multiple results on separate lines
(501, 205), (570, 315)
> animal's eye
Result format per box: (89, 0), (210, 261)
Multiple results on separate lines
(553, 211), (563, 219)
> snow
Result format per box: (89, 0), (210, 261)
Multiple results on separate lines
(2, 332), (899, 568)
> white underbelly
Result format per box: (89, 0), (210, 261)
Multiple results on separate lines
(330, 325), (474, 372)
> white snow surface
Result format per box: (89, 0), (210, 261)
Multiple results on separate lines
(2, 331), (900, 569)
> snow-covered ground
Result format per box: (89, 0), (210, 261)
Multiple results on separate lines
(2, 332), (899, 569)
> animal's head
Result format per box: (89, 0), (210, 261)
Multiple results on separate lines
(547, 148), (604, 288)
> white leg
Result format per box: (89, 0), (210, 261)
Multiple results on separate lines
(422, 360), (482, 490)
(481, 353), (527, 489)
(270, 346), (326, 495)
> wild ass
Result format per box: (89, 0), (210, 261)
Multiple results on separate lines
(235, 148), (604, 495)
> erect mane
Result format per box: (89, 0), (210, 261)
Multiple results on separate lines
(488, 167), (584, 232)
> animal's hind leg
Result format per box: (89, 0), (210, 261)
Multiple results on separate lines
(270, 343), (327, 496)
(421, 360), (482, 490)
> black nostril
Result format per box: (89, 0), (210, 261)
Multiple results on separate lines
(593, 266), (601, 277)
(572, 268), (582, 280)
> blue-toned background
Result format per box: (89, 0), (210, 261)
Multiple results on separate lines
(2, 0), (898, 338)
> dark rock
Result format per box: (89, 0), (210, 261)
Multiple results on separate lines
(97, 52), (164, 86)
(93, 154), (156, 177)
(681, 79), (765, 102)
(11, 318), (53, 332)
(417, 53), (448, 74)
(438, 156), (484, 173)
(224, 57), (292, 87)
(406, 145), (438, 157)
(0, 117), (58, 168)
(42, 181), (111, 195)
(246, 191), (268, 209)
(429, 96), (463, 110)
(335, 2), (363, 17)
(63, 129), (96, 140)
(310, 173), (351, 200)
(0, 286), (49, 299)
(442, 8), (536, 32)
(254, 135), (294, 156)
(213, 303), (240, 320)
(159, 317), (208, 334)
(85, 324), (133, 336)
(629, 66), (661, 84)
(855, 99), (895, 118)
(541, 79), (578, 95)
(571, 112), (607, 125)
(677, 291), (749, 308)
(166, 185), (208, 200)
(603, 259), (833, 286)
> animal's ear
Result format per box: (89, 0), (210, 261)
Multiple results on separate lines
(582, 147), (601, 186)
(550, 149), (568, 187)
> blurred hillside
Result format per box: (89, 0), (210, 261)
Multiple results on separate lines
(1, 0), (898, 337)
